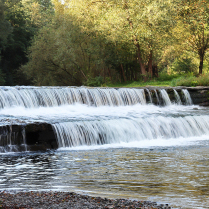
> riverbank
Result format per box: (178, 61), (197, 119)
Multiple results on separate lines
(0, 191), (171, 209)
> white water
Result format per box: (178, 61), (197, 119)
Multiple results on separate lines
(0, 86), (201, 151)
(52, 115), (209, 148)
(0, 86), (148, 108)
(173, 89), (182, 105)
(1, 86), (209, 209)
(1, 101), (207, 150)
(159, 89), (172, 105)
(0, 86), (192, 108)
(182, 89), (193, 105)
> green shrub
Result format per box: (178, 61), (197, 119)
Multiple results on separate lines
(171, 57), (197, 74)
(85, 76), (104, 87)
(171, 74), (209, 87)
(158, 72), (180, 81)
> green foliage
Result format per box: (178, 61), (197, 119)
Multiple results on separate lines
(157, 72), (180, 81)
(1, 0), (208, 87)
(0, 0), (54, 85)
(85, 76), (104, 87)
(22, 14), (106, 86)
(171, 74), (209, 87)
(178, 0), (209, 74)
(171, 57), (198, 74)
(108, 80), (171, 88)
(0, 0), (13, 54)
(0, 68), (5, 85)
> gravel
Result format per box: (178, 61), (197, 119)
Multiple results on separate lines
(0, 191), (171, 209)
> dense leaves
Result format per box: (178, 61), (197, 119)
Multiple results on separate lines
(0, 0), (209, 86)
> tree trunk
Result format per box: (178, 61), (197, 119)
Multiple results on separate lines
(135, 43), (147, 81)
(152, 65), (158, 78)
(199, 54), (204, 75)
(126, 14), (146, 81)
(121, 64), (127, 82)
(107, 67), (112, 82)
(148, 50), (153, 78)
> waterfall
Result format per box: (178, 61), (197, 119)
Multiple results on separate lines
(154, 89), (160, 105)
(173, 89), (182, 105)
(159, 89), (172, 105)
(182, 89), (193, 105)
(52, 115), (209, 148)
(145, 89), (153, 103)
(0, 87), (149, 108)
(0, 125), (27, 152)
(0, 86), (200, 152)
(0, 86), (186, 108)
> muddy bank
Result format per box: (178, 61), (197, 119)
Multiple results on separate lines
(0, 191), (171, 209)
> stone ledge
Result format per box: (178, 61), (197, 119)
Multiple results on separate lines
(0, 123), (58, 152)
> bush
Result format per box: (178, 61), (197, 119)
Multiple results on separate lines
(158, 72), (180, 81)
(171, 74), (209, 87)
(85, 76), (104, 87)
(171, 57), (197, 74)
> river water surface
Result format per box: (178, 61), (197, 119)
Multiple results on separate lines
(0, 87), (209, 208)
(0, 143), (209, 209)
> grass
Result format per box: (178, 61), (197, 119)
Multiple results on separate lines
(106, 73), (180, 87)
(171, 74), (209, 87)
(106, 73), (209, 88)
(107, 80), (171, 87)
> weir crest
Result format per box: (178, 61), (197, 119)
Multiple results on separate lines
(0, 86), (192, 108)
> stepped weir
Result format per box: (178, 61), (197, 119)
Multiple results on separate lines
(0, 86), (209, 152)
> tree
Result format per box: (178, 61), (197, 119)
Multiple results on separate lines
(178, 0), (209, 74)
(0, 0), (54, 85)
(62, 0), (179, 80)
(21, 14), (106, 85)
(0, 1), (12, 46)
(0, 0), (16, 85)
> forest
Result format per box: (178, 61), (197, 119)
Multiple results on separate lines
(0, 0), (208, 87)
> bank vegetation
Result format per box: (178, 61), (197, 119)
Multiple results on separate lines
(0, 0), (208, 87)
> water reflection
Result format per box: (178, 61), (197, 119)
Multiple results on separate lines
(0, 144), (209, 209)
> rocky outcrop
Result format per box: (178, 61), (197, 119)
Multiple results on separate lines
(186, 87), (209, 106)
(0, 123), (58, 152)
(25, 123), (58, 151)
(144, 86), (209, 106)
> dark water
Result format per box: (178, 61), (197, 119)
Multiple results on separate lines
(1, 142), (209, 209)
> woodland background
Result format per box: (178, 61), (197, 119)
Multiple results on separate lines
(0, 0), (208, 86)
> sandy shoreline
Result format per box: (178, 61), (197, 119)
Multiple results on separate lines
(0, 191), (171, 209)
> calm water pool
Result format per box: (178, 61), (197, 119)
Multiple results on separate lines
(1, 142), (209, 209)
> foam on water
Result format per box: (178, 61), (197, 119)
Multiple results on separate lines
(0, 103), (200, 122)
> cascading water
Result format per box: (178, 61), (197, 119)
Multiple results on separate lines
(52, 115), (209, 148)
(173, 89), (182, 105)
(159, 89), (172, 105)
(1, 86), (209, 209)
(182, 89), (193, 105)
(154, 89), (160, 105)
(0, 86), (186, 108)
(0, 87), (149, 108)
(0, 86), (196, 151)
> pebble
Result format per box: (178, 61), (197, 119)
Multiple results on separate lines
(0, 191), (171, 209)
